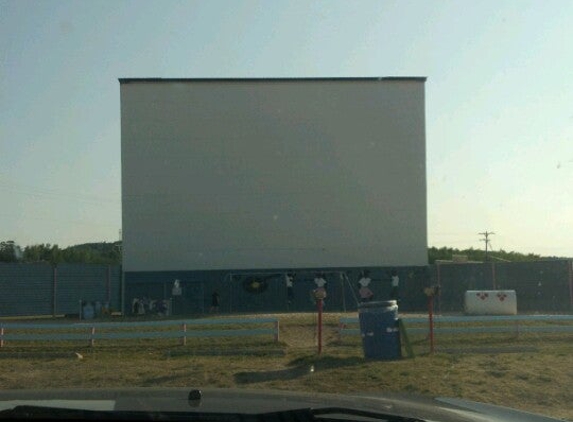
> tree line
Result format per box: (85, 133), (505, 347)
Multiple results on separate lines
(0, 240), (567, 265)
(0, 240), (121, 265)
(427, 246), (567, 264)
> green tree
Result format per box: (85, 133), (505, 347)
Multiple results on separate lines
(0, 240), (23, 262)
(22, 242), (121, 265)
(23, 244), (55, 263)
(428, 246), (560, 264)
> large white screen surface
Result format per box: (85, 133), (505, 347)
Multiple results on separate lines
(120, 78), (427, 271)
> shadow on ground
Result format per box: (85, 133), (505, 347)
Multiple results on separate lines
(235, 365), (313, 384)
(288, 355), (364, 370)
(235, 355), (366, 384)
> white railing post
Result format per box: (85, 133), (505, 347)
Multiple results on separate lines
(181, 323), (187, 346)
(90, 326), (95, 347)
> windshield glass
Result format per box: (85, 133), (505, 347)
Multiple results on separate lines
(0, 1), (572, 421)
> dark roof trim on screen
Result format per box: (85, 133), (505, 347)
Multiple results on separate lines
(118, 77), (427, 84)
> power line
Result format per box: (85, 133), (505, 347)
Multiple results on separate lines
(478, 231), (495, 262)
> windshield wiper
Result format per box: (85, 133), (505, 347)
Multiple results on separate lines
(0, 405), (424, 422)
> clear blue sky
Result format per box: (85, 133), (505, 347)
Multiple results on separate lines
(1, 0), (572, 256)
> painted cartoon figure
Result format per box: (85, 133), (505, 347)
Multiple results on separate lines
(285, 273), (295, 304)
(172, 279), (182, 296)
(390, 270), (399, 300)
(313, 273), (327, 302)
(358, 270), (374, 302)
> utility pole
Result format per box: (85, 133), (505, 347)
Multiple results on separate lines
(479, 231), (495, 261)
(116, 229), (123, 255)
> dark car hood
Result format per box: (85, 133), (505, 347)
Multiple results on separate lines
(0, 388), (561, 422)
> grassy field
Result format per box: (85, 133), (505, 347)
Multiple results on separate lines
(0, 312), (571, 420)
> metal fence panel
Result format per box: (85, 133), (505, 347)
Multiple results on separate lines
(494, 261), (570, 311)
(109, 266), (122, 311)
(1, 261), (569, 317)
(56, 264), (113, 314)
(124, 266), (430, 315)
(0, 263), (53, 316)
(432, 260), (572, 313)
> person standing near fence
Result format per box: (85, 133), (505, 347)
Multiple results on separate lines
(210, 290), (220, 313)
(390, 270), (399, 301)
(285, 273), (295, 305)
(131, 298), (139, 315)
(358, 270), (374, 302)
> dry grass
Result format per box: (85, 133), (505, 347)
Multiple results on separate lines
(0, 312), (571, 420)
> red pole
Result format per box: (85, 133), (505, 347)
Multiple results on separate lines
(428, 295), (435, 354)
(181, 323), (187, 346)
(317, 298), (323, 355)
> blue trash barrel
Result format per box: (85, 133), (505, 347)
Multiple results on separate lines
(358, 300), (401, 360)
(82, 302), (95, 320)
